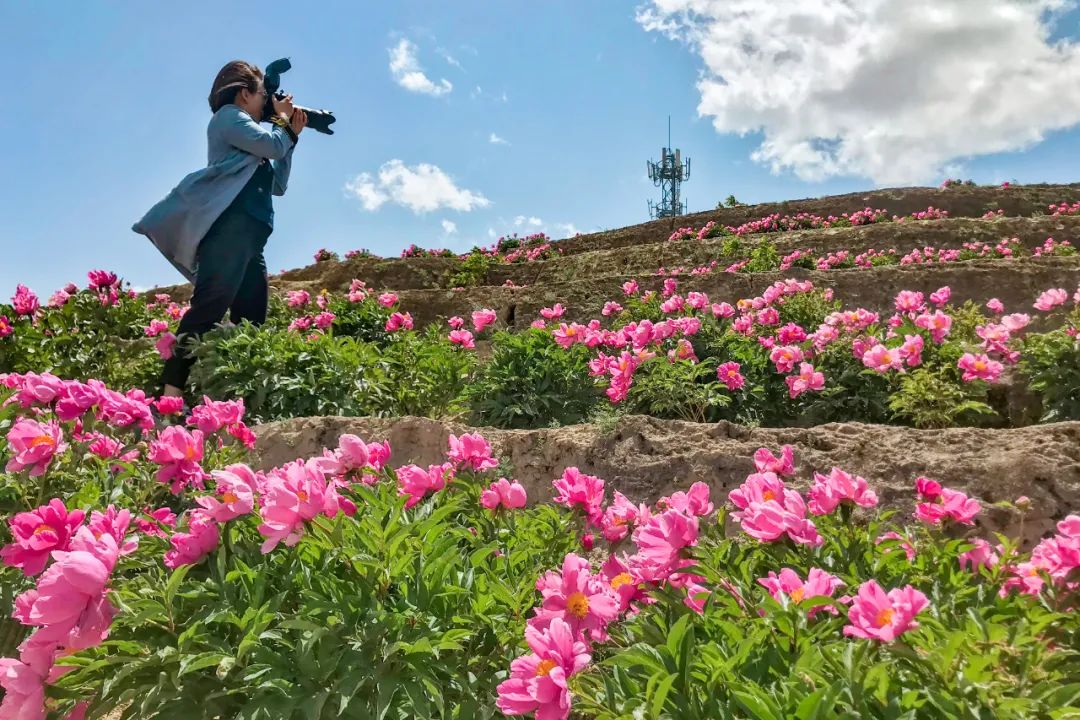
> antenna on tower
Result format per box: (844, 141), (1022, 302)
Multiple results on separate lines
(647, 115), (691, 220)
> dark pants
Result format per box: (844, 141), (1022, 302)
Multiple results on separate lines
(160, 207), (272, 390)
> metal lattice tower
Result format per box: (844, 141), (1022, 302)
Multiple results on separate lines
(647, 116), (690, 219)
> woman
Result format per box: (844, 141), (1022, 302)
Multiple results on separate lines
(133, 60), (308, 400)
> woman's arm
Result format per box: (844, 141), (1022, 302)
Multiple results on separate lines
(218, 108), (296, 160)
(271, 145), (294, 196)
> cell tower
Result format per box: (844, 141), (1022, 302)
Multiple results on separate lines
(647, 116), (690, 219)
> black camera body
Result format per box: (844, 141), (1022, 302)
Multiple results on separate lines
(262, 58), (336, 135)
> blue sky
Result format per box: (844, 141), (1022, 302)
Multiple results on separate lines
(2, 1), (1079, 297)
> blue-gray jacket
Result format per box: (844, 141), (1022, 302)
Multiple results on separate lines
(133, 105), (296, 282)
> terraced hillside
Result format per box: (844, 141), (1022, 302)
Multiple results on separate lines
(140, 183), (1080, 534)
(4, 183), (1080, 718)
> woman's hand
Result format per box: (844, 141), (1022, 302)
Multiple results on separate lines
(291, 109), (308, 135)
(272, 93), (295, 120)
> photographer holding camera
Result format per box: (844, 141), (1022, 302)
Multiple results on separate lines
(134, 60), (307, 403)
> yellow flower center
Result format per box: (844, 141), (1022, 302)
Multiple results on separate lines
(535, 659), (558, 677)
(875, 607), (895, 627)
(29, 435), (56, 449)
(566, 591), (590, 618)
(566, 327), (577, 336)
(185, 445), (197, 461)
(222, 491), (239, 504)
(610, 573), (634, 590)
(762, 490), (777, 502)
(297, 491), (310, 502)
(789, 587), (805, 603)
(33, 524), (53, 536)
(974, 360), (986, 371)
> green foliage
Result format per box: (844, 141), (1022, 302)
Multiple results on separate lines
(0, 287), (161, 393)
(720, 236), (744, 256)
(575, 513), (1079, 719)
(626, 358), (730, 423)
(467, 329), (598, 428)
(447, 251), (496, 288)
(889, 367), (996, 428)
(1020, 319), (1080, 422)
(745, 242), (781, 273)
(188, 323), (392, 423)
(378, 326), (476, 419)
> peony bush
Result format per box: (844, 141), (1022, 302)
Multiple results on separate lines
(0, 376), (1076, 718)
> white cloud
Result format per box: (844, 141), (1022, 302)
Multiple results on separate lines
(441, 219), (458, 234)
(513, 215), (543, 227)
(636, 0), (1080, 185)
(344, 160), (491, 214)
(438, 47), (463, 70)
(489, 132), (510, 145)
(487, 227), (497, 238)
(554, 223), (581, 238)
(389, 39), (453, 97)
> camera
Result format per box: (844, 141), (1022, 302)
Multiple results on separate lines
(262, 58), (336, 135)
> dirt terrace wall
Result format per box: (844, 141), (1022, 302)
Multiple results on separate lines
(253, 415), (1080, 548)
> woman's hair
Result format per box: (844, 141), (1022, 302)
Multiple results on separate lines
(208, 60), (263, 113)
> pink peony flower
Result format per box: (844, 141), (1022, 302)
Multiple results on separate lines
(622, 279), (639, 296)
(396, 463), (453, 510)
(187, 396), (245, 435)
(540, 304), (566, 320)
(87, 506), (137, 556)
(447, 432), (499, 471)
(155, 332), (177, 360)
(808, 468), (878, 515)
(914, 310), (952, 343)
(532, 553), (620, 642)
(753, 446), (795, 477)
(716, 361), (745, 390)
(552, 467), (605, 525)
(1034, 288), (1067, 311)
(154, 395), (186, 415)
(957, 352), (1003, 383)
(916, 487), (981, 525)
(600, 491), (649, 542)
(915, 476), (942, 499)
(12, 284), (40, 316)
(786, 363), (825, 398)
(862, 343), (903, 372)
(758, 567), (842, 617)
(286, 290), (310, 308)
(496, 618), (590, 720)
(929, 286), (951, 307)
(1, 499), (86, 576)
(472, 308), (498, 333)
(258, 459), (342, 552)
(1001, 313), (1031, 332)
(147, 426), (207, 494)
(552, 322), (585, 348)
(769, 345), (804, 374)
(133, 507), (177, 538)
(986, 298), (1004, 313)
(894, 290), (925, 313)
(959, 538), (1000, 572)
(480, 477), (527, 510)
(5, 418), (65, 477)
(602, 301), (624, 316)
(449, 329), (475, 348)
(629, 509), (700, 583)
(377, 292), (398, 307)
(196, 464), (259, 522)
(657, 482), (713, 517)
(163, 511), (220, 569)
(843, 580), (929, 642)
(385, 311), (413, 332)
